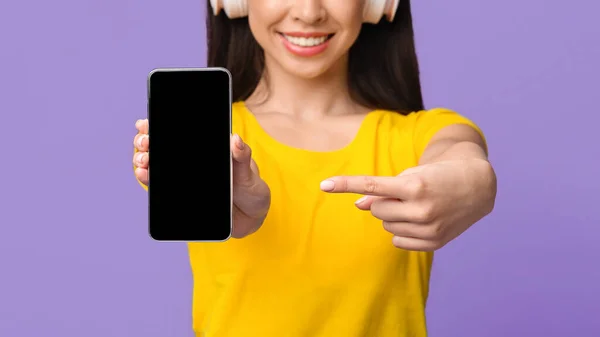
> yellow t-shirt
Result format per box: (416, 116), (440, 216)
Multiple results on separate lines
(136, 102), (484, 337)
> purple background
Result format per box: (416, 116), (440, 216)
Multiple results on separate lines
(1, 0), (598, 336)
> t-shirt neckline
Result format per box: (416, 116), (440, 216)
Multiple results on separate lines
(237, 101), (382, 161)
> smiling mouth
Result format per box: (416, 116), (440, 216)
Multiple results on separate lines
(278, 33), (335, 47)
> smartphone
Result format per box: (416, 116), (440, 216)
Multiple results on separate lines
(147, 68), (232, 241)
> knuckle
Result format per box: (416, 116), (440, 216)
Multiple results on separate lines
(406, 176), (426, 198)
(425, 223), (444, 240)
(414, 204), (435, 222)
(382, 221), (394, 233)
(233, 167), (257, 187)
(134, 134), (149, 148)
(133, 152), (149, 167)
(370, 200), (384, 217)
(335, 178), (348, 192)
(362, 176), (378, 194)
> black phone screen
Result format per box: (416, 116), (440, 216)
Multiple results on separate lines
(147, 68), (231, 241)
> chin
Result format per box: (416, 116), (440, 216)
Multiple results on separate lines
(282, 63), (332, 79)
(276, 52), (342, 80)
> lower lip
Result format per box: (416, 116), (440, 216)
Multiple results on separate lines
(279, 34), (331, 57)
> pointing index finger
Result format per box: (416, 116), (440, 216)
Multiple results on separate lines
(320, 175), (411, 199)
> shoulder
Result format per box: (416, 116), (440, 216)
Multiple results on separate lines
(374, 107), (485, 157)
(374, 107), (471, 125)
(374, 107), (482, 135)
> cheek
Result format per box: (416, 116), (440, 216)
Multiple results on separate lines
(248, 0), (283, 28)
(247, 3), (283, 46)
(336, 23), (362, 51)
(330, 8), (364, 46)
(248, 0), (280, 13)
(330, 1), (364, 27)
(248, 14), (271, 47)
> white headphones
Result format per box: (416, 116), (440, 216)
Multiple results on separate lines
(210, 0), (400, 24)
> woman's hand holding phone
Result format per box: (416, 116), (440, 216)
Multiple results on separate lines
(133, 119), (150, 185)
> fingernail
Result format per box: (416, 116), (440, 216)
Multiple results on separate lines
(320, 180), (335, 191)
(137, 135), (146, 148)
(135, 119), (142, 128)
(233, 134), (245, 150)
(355, 196), (368, 205)
(137, 153), (146, 164)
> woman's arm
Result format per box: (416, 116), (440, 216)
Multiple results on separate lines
(419, 124), (489, 164)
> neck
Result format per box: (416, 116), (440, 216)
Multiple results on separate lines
(246, 55), (365, 120)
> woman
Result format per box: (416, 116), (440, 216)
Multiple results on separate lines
(133, 0), (497, 336)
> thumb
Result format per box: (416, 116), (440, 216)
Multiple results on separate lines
(231, 134), (255, 185)
(353, 195), (382, 210)
(354, 167), (424, 210)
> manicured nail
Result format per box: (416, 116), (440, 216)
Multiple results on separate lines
(137, 135), (146, 148)
(320, 180), (335, 191)
(137, 153), (146, 164)
(355, 196), (368, 205)
(233, 134), (245, 150)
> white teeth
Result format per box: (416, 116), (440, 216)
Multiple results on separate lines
(282, 35), (328, 47)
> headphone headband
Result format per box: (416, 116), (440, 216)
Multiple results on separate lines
(210, 0), (399, 24)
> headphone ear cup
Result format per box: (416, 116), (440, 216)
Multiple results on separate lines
(363, 0), (400, 23)
(363, 0), (383, 24)
(384, 0), (400, 22)
(209, 0), (223, 16)
(222, 0), (248, 18)
(215, 0), (394, 21)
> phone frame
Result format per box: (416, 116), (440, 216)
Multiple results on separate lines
(146, 67), (233, 242)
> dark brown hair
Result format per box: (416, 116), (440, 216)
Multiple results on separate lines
(206, 0), (424, 114)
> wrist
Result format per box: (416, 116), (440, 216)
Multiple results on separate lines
(231, 194), (271, 238)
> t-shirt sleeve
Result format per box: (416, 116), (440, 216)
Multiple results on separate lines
(412, 108), (487, 160)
